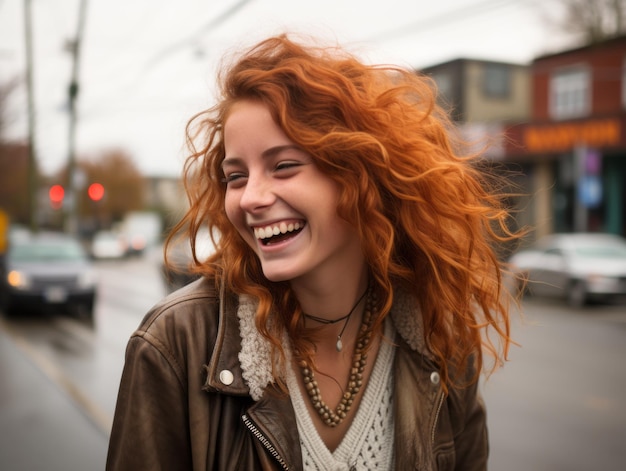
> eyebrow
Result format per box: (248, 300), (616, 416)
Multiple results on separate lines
(221, 144), (303, 169)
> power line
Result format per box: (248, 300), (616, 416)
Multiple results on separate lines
(82, 0), (253, 110)
(365, 0), (522, 42)
(59, 1), (253, 129)
(142, 0), (254, 72)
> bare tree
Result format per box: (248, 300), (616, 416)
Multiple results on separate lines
(558, 0), (626, 44)
(0, 143), (31, 225)
(0, 79), (20, 144)
(0, 80), (35, 227)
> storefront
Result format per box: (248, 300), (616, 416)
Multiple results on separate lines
(505, 115), (626, 238)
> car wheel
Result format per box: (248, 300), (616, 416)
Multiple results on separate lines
(0, 290), (14, 316)
(567, 280), (587, 308)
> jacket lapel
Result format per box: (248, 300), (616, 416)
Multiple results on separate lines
(202, 286), (249, 395)
(246, 387), (303, 470)
(202, 284), (302, 469)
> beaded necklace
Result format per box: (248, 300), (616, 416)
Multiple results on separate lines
(298, 286), (377, 427)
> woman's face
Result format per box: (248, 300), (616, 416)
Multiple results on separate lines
(222, 99), (363, 285)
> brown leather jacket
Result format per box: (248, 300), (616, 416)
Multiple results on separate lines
(106, 277), (488, 470)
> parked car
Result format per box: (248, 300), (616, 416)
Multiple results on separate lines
(0, 232), (98, 321)
(91, 230), (128, 259)
(119, 211), (163, 257)
(161, 228), (218, 293)
(508, 233), (626, 307)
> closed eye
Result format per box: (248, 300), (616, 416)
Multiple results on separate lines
(275, 161), (304, 174)
(221, 172), (247, 185)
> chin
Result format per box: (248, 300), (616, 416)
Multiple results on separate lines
(261, 270), (295, 283)
(260, 263), (303, 283)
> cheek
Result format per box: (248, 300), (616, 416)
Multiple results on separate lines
(316, 181), (342, 216)
(224, 192), (242, 230)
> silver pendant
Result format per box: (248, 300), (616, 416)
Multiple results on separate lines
(336, 336), (343, 352)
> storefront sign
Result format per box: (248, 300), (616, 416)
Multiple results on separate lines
(524, 119), (621, 153)
(578, 175), (602, 208)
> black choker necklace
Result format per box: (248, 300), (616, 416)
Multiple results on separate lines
(302, 288), (368, 352)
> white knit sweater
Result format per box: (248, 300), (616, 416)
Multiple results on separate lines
(286, 319), (396, 470)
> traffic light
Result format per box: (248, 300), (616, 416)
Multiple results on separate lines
(49, 184), (64, 209)
(87, 183), (105, 202)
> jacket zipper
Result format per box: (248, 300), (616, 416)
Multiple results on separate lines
(431, 391), (445, 444)
(242, 414), (290, 470)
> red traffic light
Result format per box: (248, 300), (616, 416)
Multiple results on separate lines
(87, 183), (105, 201)
(49, 185), (64, 209)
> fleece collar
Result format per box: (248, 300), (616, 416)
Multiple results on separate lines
(237, 287), (431, 401)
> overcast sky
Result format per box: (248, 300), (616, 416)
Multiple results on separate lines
(0, 0), (573, 177)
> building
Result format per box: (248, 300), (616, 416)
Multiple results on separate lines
(421, 58), (534, 245)
(422, 58), (531, 126)
(506, 35), (626, 239)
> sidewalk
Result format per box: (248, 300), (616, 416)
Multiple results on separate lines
(0, 323), (109, 471)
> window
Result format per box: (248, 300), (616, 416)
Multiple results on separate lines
(549, 66), (591, 120)
(483, 63), (510, 98)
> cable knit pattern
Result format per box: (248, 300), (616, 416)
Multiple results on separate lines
(286, 320), (396, 470)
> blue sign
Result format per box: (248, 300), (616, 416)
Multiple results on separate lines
(578, 175), (602, 208)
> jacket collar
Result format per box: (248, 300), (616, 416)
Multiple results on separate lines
(205, 283), (433, 400)
(203, 281), (301, 469)
(203, 282), (436, 470)
(389, 286), (435, 361)
(202, 282), (249, 395)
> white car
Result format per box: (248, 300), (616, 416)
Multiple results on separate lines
(509, 233), (626, 307)
(91, 231), (128, 259)
(161, 228), (218, 292)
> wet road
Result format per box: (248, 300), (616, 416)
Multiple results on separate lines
(0, 249), (167, 471)
(0, 251), (625, 470)
(484, 296), (626, 471)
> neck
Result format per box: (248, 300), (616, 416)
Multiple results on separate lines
(291, 267), (369, 323)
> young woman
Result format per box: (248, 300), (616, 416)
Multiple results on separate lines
(106, 34), (522, 470)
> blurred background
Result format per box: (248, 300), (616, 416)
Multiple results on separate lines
(1, 0), (625, 470)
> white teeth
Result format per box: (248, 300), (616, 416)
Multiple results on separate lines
(254, 222), (304, 240)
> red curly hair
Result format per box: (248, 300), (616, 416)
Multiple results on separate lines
(166, 34), (522, 389)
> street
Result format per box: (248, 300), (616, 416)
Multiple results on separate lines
(0, 248), (167, 471)
(484, 297), (626, 471)
(1, 251), (625, 471)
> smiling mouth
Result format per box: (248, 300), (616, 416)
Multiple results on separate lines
(253, 221), (305, 246)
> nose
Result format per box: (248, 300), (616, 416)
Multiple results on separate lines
(239, 172), (276, 212)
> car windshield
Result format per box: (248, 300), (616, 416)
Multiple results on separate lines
(574, 244), (626, 258)
(11, 240), (86, 262)
(95, 232), (118, 241)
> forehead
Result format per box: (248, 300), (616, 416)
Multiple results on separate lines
(223, 100), (292, 153)
(224, 99), (274, 130)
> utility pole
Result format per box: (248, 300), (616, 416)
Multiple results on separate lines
(65, 0), (88, 235)
(24, 0), (38, 232)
